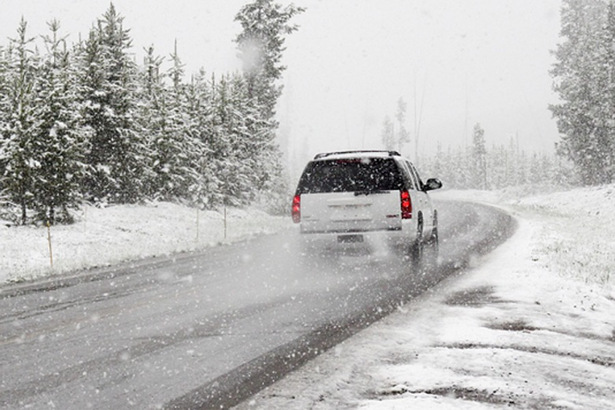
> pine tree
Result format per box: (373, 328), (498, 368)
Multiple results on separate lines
(234, 0), (302, 212)
(162, 44), (201, 200)
(550, 0), (612, 185)
(395, 97), (410, 153)
(234, 72), (290, 211)
(184, 70), (218, 208)
(201, 73), (228, 207)
(137, 44), (165, 198)
(0, 46), (8, 206)
(198, 71), (280, 208)
(234, 0), (305, 122)
(381, 116), (395, 150)
(488, 144), (512, 189)
(471, 123), (487, 189)
(432, 142), (444, 179)
(210, 74), (249, 207)
(593, 0), (615, 182)
(0, 19), (42, 224)
(140, 43), (200, 201)
(30, 20), (87, 223)
(78, 4), (147, 204)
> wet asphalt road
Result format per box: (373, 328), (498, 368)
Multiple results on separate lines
(0, 200), (515, 409)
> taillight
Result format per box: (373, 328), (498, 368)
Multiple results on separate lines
(400, 190), (412, 219)
(292, 194), (301, 223)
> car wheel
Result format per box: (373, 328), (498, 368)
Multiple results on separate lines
(423, 226), (439, 269)
(410, 217), (424, 270)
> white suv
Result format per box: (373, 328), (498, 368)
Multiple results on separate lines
(292, 150), (442, 264)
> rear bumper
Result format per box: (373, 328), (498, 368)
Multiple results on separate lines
(299, 225), (416, 254)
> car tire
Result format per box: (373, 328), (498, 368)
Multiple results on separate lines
(424, 210), (439, 267)
(423, 226), (439, 269)
(409, 216), (424, 270)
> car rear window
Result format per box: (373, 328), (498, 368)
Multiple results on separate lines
(297, 157), (403, 194)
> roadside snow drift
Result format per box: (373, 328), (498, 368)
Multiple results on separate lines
(0, 203), (289, 284)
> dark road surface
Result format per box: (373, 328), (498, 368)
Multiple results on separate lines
(0, 200), (515, 409)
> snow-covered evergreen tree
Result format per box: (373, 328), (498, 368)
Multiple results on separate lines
(550, 0), (613, 185)
(592, 0), (615, 182)
(184, 70), (218, 208)
(0, 19), (42, 224)
(234, 0), (303, 213)
(77, 4), (147, 204)
(195, 73), (229, 208)
(231, 72), (289, 212)
(214, 74), (252, 206)
(395, 97), (410, 153)
(234, 0), (304, 122)
(137, 44), (165, 198)
(381, 116), (395, 151)
(471, 123), (487, 189)
(139, 43), (200, 201)
(165, 46), (203, 201)
(30, 20), (87, 223)
(0, 46), (8, 209)
(489, 143), (520, 189)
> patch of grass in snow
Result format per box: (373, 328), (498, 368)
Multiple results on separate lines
(536, 235), (614, 285)
(509, 184), (615, 287)
(523, 209), (615, 286)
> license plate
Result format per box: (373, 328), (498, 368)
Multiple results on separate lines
(338, 234), (364, 243)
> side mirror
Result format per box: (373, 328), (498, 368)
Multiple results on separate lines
(423, 178), (442, 191)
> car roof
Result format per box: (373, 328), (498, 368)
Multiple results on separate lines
(312, 150), (401, 161)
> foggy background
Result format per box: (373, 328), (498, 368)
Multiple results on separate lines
(0, 0), (562, 180)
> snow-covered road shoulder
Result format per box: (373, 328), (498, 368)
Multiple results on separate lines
(0, 202), (291, 284)
(236, 185), (615, 409)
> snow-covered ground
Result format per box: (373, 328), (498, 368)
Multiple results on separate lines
(2, 185), (614, 409)
(0, 203), (290, 284)
(235, 185), (615, 409)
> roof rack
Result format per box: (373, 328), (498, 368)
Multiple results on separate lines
(313, 150), (401, 160)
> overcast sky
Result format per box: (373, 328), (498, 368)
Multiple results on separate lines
(0, 0), (562, 171)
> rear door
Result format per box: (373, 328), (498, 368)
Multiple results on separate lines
(296, 157), (404, 234)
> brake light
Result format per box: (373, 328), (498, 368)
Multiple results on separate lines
(292, 194), (301, 223)
(400, 190), (412, 219)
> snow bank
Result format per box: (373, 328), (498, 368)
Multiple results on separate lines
(512, 185), (615, 285)
(0, 202), (290, 284)
(436, 184), (615, 286)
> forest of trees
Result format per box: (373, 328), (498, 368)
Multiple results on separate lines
(4, 0), (613, 226)
(418, 124), (575, 191)
(0, 1), (303, 225)
(379, 98), (576, 190)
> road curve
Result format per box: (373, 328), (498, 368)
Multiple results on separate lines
(0, 200), (515, 409)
